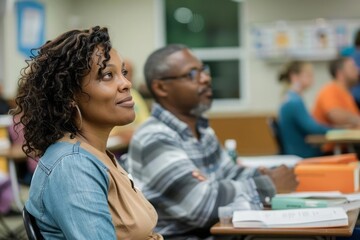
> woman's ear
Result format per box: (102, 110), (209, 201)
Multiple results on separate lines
(151, 80), (169, 98)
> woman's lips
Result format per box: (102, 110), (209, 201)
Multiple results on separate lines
(117, 96), (135, 108)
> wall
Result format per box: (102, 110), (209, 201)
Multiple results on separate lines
(2, 0), (74, 98)
(0, 13), (4, 83)
(3, 0), (360, 111)
(0, 0), (5, 82)
(1, 0), (155, 98)
(70, 0), (156, 88)
(210, 113), (278, 155)
(244, 0), (360, 113)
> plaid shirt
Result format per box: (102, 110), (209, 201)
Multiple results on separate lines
(128, 103), (275, 239)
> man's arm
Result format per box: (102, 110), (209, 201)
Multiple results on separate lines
(129, 134), (264, 229)
(327, 109), (360, 128)
(220, 150), (296, 197)
(257, 165), (298, 194)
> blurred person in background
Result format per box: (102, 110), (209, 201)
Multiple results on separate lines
(0, 83), (10, 114)
(313, 57), (360, 128)
(278, 61), (331, 158)
(341, 29), (360, 109)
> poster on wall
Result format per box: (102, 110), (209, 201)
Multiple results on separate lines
(16, 1), (45, 57)
(251, 19), (360, 61)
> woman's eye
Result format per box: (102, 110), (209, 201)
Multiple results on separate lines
(122, 69), (128, 77)
(103, 72), (113, 80)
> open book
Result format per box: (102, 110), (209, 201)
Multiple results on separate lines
(232, 207), (348, 228)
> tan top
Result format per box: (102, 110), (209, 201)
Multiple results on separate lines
(73, 139), (162, 240)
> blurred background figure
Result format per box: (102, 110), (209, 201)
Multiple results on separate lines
(341, 29), (360, 110)
(0, 83), (10, 115)
(313, 57), (360, 128)
(278, 61), (330, 158)
(8, 115), (37, 185)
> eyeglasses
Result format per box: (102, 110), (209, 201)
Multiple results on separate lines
(159, 65), (211, 82)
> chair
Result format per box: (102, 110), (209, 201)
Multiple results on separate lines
(22, 206), (44, 240)
(267, 117), (285, 155)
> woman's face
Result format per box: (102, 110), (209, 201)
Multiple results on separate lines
(296, 64), (314, 90)
(75, 48), (135, 132)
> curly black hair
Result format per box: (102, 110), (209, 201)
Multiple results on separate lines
(11, 26), (112, 158)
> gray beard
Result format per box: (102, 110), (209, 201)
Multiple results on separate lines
(190, 103), (211, 117)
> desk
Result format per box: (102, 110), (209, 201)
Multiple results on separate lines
(306, 135), (360, 155)
(210, 209), (359, 240)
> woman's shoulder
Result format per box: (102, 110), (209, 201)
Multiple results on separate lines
(39, 141), (107, 174)
(282, 91), (304, 107)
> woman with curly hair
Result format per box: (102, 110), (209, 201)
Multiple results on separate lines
(12, 26), (163, 239)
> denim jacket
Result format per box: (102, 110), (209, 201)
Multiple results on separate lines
(26, 140), (162, 240)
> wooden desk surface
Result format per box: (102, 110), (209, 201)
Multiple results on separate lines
(306, 135), (360, 145)
(0, 145), (27, 161)
(210, 209), (359, 237)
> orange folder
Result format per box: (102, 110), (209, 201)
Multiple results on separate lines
(295, 162), (359, 193)
(297, 153), (358, 165)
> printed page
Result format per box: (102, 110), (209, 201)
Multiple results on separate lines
(233, 207), (348, 228)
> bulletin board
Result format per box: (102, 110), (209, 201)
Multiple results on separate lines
(16, 1), (45, 57)
(251, 19), (360, 61)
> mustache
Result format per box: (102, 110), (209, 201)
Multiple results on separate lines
(197, 85), (212, 95)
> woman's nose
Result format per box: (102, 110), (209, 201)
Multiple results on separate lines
(118, 75), (132, 92)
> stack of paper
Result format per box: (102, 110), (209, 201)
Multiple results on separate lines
(233, 207), (348, 228)
(238, 155), (302, 168)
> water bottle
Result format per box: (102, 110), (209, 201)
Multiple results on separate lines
(225, 139), (238, 163)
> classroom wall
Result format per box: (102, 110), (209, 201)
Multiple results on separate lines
(0, 14), (4, 84)
(210, 113), (278, 155)
(244, 0), (360, 112)
(1, 0), (156, 98)
(69, 0), (157, 89)
(0, 0), (5, 83)
(2, 0), (74, 98)
(2, 0), (360, 112)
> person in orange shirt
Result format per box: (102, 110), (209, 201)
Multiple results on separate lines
(313, 57), (360, 128)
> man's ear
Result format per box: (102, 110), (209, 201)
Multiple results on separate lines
(151, 79), (169, 98)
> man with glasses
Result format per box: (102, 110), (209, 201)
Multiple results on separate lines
(127, 44), (297, 240)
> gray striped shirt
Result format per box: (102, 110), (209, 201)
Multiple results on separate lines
(128, 103), (275, 238)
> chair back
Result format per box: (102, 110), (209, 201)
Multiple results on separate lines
(22, 206), (44, 240)
(267, 117), (284, 155)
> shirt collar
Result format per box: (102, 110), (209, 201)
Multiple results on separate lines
(151, 103), (209, 137)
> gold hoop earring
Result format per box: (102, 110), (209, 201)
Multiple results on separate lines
(74, 104), (83, 131)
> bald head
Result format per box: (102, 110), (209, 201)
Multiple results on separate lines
(144, 44), (187, 97)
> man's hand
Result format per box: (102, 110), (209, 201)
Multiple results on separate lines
(192, 170), (207, 181)
(258, 165), (298, 193)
